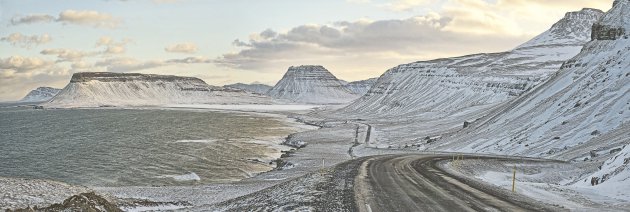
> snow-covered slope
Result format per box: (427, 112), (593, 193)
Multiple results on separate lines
(224, 83), (272, 95)
(345, 78), (378, 95)
(328, 9), (603, 145)
(20, 87), (61, 102)
(436, 1), (629, 158)
(576, 144), (630, 196)
(267, 65), (360, 104)
(44, 72), (277, 108)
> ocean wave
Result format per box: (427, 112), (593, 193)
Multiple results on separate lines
(155, 172), (201, 182)
(173, 139), (218, 144)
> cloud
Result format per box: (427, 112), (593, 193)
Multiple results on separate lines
(10, 10), (121, 29)
(166, 56), (211, 63)
(0, 33), (52, 48)
(40, 48), (98, 62)
(165, 42), (198, 53)
(216, 0), (612, 73)
(10, 14), (55, 25)
(215, 13), (528, 70)
(96, 36), (131, 54)
(57, 10), (121, 28)
(94, 57), (165, 72)
(0, 56), (54, 74)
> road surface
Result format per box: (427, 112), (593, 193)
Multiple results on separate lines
(355, 154), (563, 212)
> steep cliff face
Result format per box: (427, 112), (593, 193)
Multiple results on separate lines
(224, 83), (272, 95)
(20, 87), (61, 102)
(45, 72), (276, 108)
(267, 65), (359, 104)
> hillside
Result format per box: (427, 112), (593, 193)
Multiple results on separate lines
(330, 8), (604, 145)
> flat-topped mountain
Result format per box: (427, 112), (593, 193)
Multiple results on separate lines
(345, 78), (378, 96)
(45, 72), (277, 108)
(224, 83), (272, 95)
(267, 65), (360, 104)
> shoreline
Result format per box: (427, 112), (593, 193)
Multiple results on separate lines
(0, 104), (323, 211)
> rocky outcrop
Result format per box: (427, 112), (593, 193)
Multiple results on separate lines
(20, 87), (61, 102)
(592, 24), (626, 40)
(519, 8), (603, 48)
(70, 72), (206, 84)
(8, 192), (121, 212)
(591, 0), (629, 40)
(267, 65), (359, 104)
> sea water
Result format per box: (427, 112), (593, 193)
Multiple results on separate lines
(0, 107), (298, 187)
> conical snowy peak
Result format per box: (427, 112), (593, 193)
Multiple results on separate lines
(517, 8), (603, 49)
(20, 87), (61, 102)
(267, 65), (359, 104)
(45, 72), (276, 108)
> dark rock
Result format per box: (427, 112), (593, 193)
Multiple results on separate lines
(70, 72), (207, 84)
(591, 23), (626, 40)
(8, 192), (121, 212)
(610, 148), (622, 154)
(463, 121), (471, 128)
(591, 130), (600, 135)
(590, 150), (599, 158)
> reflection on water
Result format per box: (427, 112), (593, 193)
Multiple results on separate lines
(0, 107), (296, 187)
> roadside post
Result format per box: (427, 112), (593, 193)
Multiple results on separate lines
(512, 166), (516, 192)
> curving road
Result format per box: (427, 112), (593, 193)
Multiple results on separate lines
(355, 154), (563, 212)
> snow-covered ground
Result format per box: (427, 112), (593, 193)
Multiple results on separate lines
(441, 157), (630, 211)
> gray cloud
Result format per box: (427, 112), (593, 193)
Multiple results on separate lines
(10, 14), (55, 25)
(10, 10), (121, 29)
(0, 56), (54, 74)
(166, 56), (211, 63)
(96, 36), (131, 54)
(40, 48), (98, 62)
(0, 33), (52, 48)
(164, 43), (198, 54)
(95, 57), (165, 72)
(214, 14), (527, 70)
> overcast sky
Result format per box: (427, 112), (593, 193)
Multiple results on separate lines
(0, 0), (612, 101)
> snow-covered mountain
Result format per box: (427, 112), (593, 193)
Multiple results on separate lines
(267, 65), (360, 104)
(331, 8), (604, 144)
(20, 87), (61, 102)
(436, 1), (628, 158)
(44, 72), (277, 108)
(224, 83), (272, 95)
(345, 78), (378, 95)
